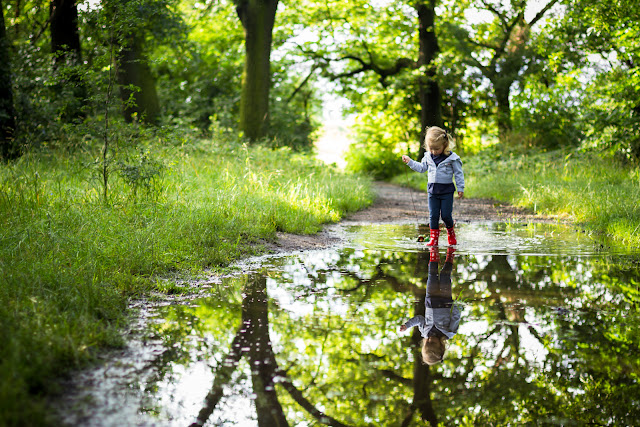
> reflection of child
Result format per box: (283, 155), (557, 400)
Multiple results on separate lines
(401, 126), (464, 246)
(400, 247), (460, 365)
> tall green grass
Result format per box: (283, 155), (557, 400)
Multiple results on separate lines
(392, 149), (640, 246)
(0, 139), (373, 424)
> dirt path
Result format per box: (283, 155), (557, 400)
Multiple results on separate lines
(273, 181), (559, 252)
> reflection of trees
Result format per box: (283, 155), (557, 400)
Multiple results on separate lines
(190, 275), (350, 427)
(403, 251), (436, 426)
(150, 245), (639, 425)
(295, 249), (640, 425)
(444, 253), (639, 425)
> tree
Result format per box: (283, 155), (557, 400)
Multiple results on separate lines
(50, 0), (87, 119)
(50, 0), (82, 64)
(100, 0), (182, 125)
(117, 33), (161, 125)
(234, 0), (279, 141)
(558, 0), (640, 160)
(306, 0), (444, 157)
(153, 1), (245, 133)
(416, 0), (444, 147)
(0, 0), (17, 159)
(447, 0), (559, 142)
(189, 275), (351, 427)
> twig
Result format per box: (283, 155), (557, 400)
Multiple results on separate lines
(102, 30), (115, 203)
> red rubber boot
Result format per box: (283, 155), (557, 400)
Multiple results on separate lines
(429, 245), (439, 262)
(445, 246), (456, 263)
(426, 229), (440, 246)
(446, 226), (457, 245)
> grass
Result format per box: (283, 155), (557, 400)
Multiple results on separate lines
(0, 138), (373, 425)
(391, 148), (640, 246)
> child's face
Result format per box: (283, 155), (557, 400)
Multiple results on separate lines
(429, 145), (444, 155)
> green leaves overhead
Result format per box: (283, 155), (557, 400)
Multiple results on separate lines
(2, 0), (640, 156)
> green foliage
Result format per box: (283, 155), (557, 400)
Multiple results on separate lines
(115, 146), (166, 199)
(345, 107), (419, 179)
(282, 1), (427, 175)
(154, 0), (244, 133)
(528, 0), (640, 159)
(6, 0), (640, 163)
(511, 75), (585, 149)
(0, 132), (373, 424)
(3, 0), (321, 152)
(461, 148), (640, 246)
(582, 65), (640, 162)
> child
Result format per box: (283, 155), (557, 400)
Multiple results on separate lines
(402, 127), (464, 246)
(400, 247), (460, 365)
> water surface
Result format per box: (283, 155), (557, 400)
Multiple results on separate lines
(59, 223), (640, 426)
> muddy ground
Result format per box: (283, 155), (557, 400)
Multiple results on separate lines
(272, 181), (560, 252)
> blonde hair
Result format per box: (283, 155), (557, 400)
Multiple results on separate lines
(424, 126), (454, 155)
(421, 336), (447, 365)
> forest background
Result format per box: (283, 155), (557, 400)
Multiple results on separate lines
(1, 0), (639, 424)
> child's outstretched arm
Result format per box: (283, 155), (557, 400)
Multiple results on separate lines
(400, 315), (425, 331)
(401, 155), (428, 173)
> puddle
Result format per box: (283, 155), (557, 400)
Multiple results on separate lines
(55, 223), (640, 425)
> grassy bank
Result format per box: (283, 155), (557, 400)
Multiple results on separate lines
(392, 149), (640, 246)
(0, 139), (373, 424)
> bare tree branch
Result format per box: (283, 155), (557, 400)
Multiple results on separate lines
(401, 408), (416, 427)
(379, 369), (412, 386)
(277, 368), (354, 427)
(528, 0), (560, 27)
(30, 11), (54, 45)
(286, 64), (318, 104)
(480, 0), (509, 30)
(189, 331), (246, 427)
(322, 53), (417, 86)
(467, 38), (500, 52)
(488, 9), (525, 70)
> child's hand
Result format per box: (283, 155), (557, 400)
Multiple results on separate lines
(401, 155), (410, 164)
(400, 324), (407, 331)
(458, 191), (464, 198)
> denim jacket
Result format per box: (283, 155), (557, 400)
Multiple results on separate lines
(403, 304), (462, 339)
(407, 152), (465, 192)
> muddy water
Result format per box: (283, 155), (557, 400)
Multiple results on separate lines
(57, 223), (640, 426)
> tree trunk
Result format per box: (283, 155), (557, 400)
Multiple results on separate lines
(494, 83), (512, 143)
(243, 275), (289, 427)
(410, 284), (439, 426)
(236, 0), (279, 141)
(416, 0), (443, 160)
(0, 0), (18, 160)
(190, 332), (245, 427)
(50, 0), (82, 63)
(50, 0), (87, 120)
(117, 34), (160, 125)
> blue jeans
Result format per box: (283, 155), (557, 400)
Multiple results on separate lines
(428, 192), (454, 229)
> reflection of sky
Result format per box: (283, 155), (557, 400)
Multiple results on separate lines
(458, 317), (550, 369)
